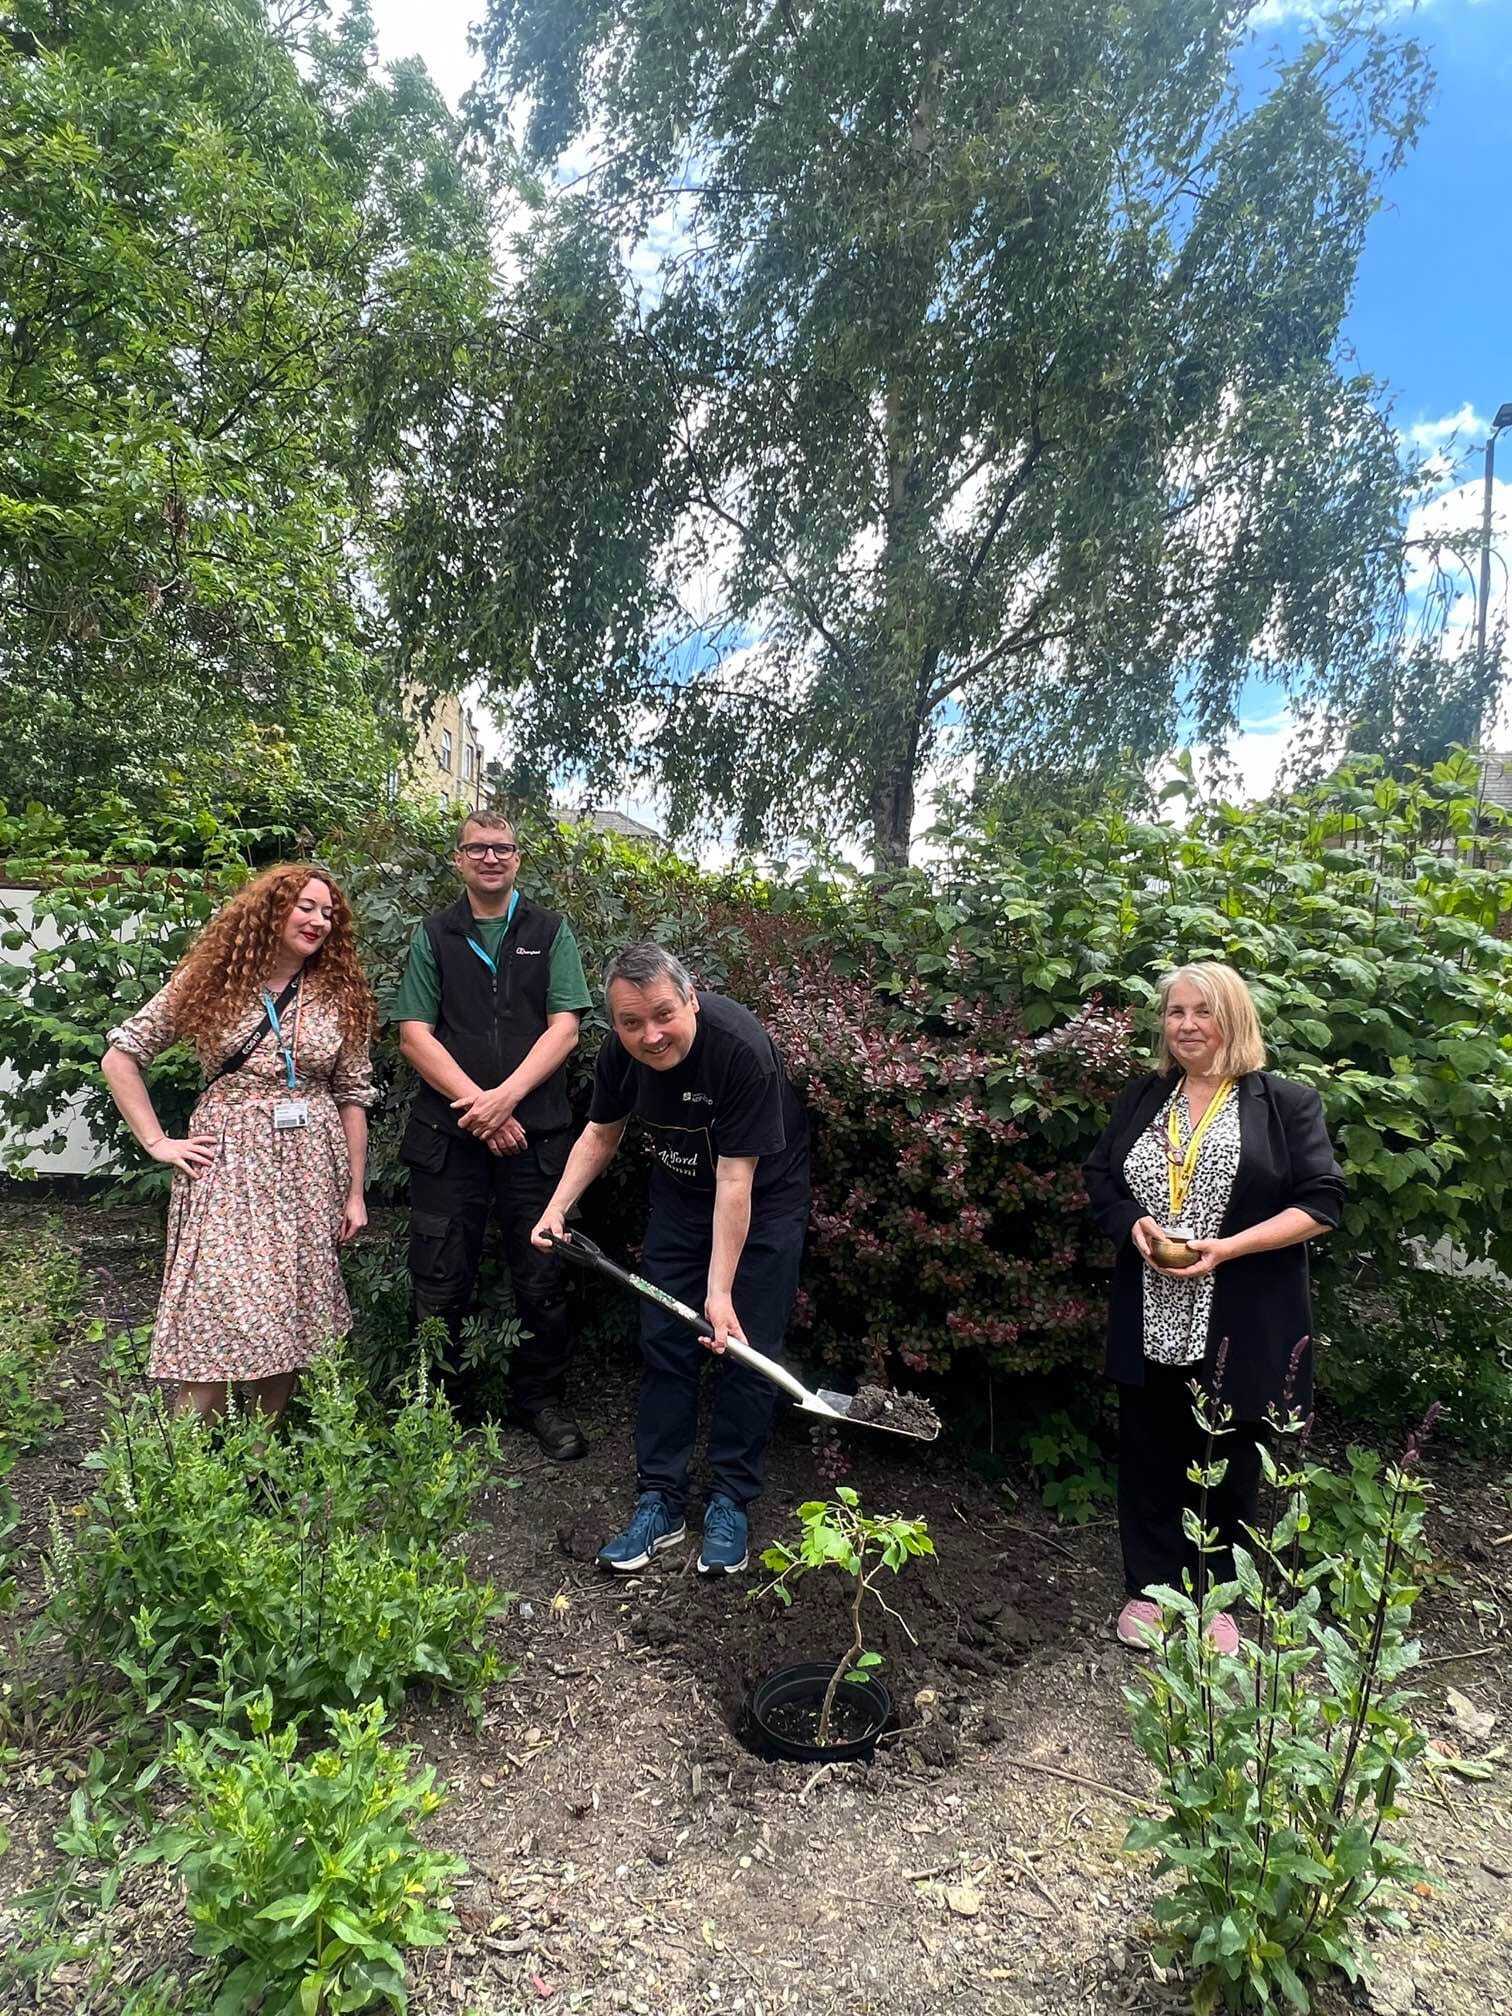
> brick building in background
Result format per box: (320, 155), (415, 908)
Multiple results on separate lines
(395, 689), (486, 814)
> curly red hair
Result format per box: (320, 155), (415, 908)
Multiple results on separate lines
(170, 864), (375, 1047)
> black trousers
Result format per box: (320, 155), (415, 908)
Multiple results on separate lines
(407, 1126), (573, 1412)
(636, 1200), (807, 1512)
(1117, 1364), (1264, 1599)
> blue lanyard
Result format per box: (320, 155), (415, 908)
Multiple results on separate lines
(261, 982), (301, 1092)
(465, 890), (519, 976)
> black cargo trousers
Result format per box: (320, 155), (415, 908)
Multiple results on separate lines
(402, 1115), (573, 1411)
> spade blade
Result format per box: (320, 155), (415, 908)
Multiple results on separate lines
(815, 1386), (941, 1442)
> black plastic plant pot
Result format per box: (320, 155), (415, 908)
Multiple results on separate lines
(744, 1660), (892, 1764)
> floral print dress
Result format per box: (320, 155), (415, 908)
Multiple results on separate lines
(107, 983), (375, 1383)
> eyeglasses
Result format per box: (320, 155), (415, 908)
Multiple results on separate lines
(459, 841), (519, 861)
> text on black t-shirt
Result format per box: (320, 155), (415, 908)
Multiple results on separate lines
(588, 990), (809, 1217)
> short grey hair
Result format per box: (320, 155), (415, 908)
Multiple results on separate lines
(603, 941), (695, 1002)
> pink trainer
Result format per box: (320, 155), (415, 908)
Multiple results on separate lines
(1117, 1598), (1162, 1648)
(1205, 1611), (1241, 1656)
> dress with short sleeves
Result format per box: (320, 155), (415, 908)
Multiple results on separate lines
(107, 980), (375, 1384)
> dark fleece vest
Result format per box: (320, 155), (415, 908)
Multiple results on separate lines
(411, 891), (573, 1137)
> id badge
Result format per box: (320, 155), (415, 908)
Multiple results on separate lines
(273, 1098), (310, 1132)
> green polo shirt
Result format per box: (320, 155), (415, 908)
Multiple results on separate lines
(389, 908), (593, 1025)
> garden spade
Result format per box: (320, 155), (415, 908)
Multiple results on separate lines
(546, 1229), (940, 1442)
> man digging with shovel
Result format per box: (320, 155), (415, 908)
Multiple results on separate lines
(531, 943), (810, 1575)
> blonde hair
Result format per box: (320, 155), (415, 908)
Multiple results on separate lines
(1153, 961), (1266, 1077)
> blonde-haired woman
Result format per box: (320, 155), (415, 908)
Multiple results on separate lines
(101, 865), (376, 1421)
(1083, 962), (1345, 1651)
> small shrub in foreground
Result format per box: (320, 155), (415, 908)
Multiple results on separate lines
(1123, 1374), (1432, 2013)
(40, 1350), (508, 1725)
(160, 1689), (462, 2016)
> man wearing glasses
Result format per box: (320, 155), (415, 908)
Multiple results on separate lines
(393, 809), (594, 1460)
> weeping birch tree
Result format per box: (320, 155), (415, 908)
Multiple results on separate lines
(437, 0), (1435, 862)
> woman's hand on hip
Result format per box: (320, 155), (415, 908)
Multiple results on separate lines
(339, 1193), (367, 1245)
(148, 1134), (217, 1180)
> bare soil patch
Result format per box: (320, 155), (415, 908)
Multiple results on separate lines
(2, 1196), (1510, 2016)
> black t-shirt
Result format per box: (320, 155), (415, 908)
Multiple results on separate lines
(589, 990), (810, 1219)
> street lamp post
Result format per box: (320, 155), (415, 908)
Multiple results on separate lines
(1477, 400), (1512, 677)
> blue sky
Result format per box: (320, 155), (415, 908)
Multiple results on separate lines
(1221, 0), (1512, 786)
(368, 0), (1512, 810)
(1316, 2), (1511, 443)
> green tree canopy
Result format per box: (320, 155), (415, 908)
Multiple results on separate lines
(0, 0), (499, 812)
(458, 0), (1436, 861)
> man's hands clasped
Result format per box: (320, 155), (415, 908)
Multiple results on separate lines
(451, 1082), (527, 1154)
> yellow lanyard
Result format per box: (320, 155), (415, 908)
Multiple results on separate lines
(1166, 1078), (1234, 1223)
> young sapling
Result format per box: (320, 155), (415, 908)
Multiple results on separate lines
(755, 1486), (934, 1744)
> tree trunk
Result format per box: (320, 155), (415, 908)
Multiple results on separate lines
(870, 761), (916, 873)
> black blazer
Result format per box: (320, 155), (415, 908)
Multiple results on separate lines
(1082, 1071), (1346, 1420)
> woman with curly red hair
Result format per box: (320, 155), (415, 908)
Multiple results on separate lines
(102, 864), (376, 1420)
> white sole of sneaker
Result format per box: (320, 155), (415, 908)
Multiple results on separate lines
(697, 1552), (749, 1576)
(600, 1525), (687, 1572)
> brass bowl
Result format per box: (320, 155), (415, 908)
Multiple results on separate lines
(1149, 1233), (1200, 1270)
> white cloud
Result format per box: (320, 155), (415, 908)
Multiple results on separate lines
(365, 0), (483, 110)
(1407, 403), (1489, 452)
(1403, 470), (1511, 677)
(1183, 719), (1318, 807)
(1247, 0), (1427, 24)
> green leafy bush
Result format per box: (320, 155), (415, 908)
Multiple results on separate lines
(5, 753), (1512, 1398)
(1299, 1444), (1436, 1603)
(160, 1689), (462, 2016)
(1123, 1382), (1432, 2012)
(41, 1351), (508, 1724)
(0, 1447), (18, 1618)
(0, 1224), (84, 1609)
(345, 1228), (529, 1412)
(0, 1220), (83, 1453)
(1317, 1267), (1512, 1458)
(913, 752), (1512, 1282)
(1015, 1407), (1116, 1525)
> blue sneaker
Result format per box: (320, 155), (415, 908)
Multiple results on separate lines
(597, 1492), (686, 1572)
(699, 1494), (749, 1575)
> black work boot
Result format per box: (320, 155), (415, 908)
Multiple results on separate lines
(522, 1403), (588, 1463)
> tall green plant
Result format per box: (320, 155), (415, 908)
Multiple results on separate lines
(1123, 1378), (1432, 2012)
(0, 1220), (83, 1453)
